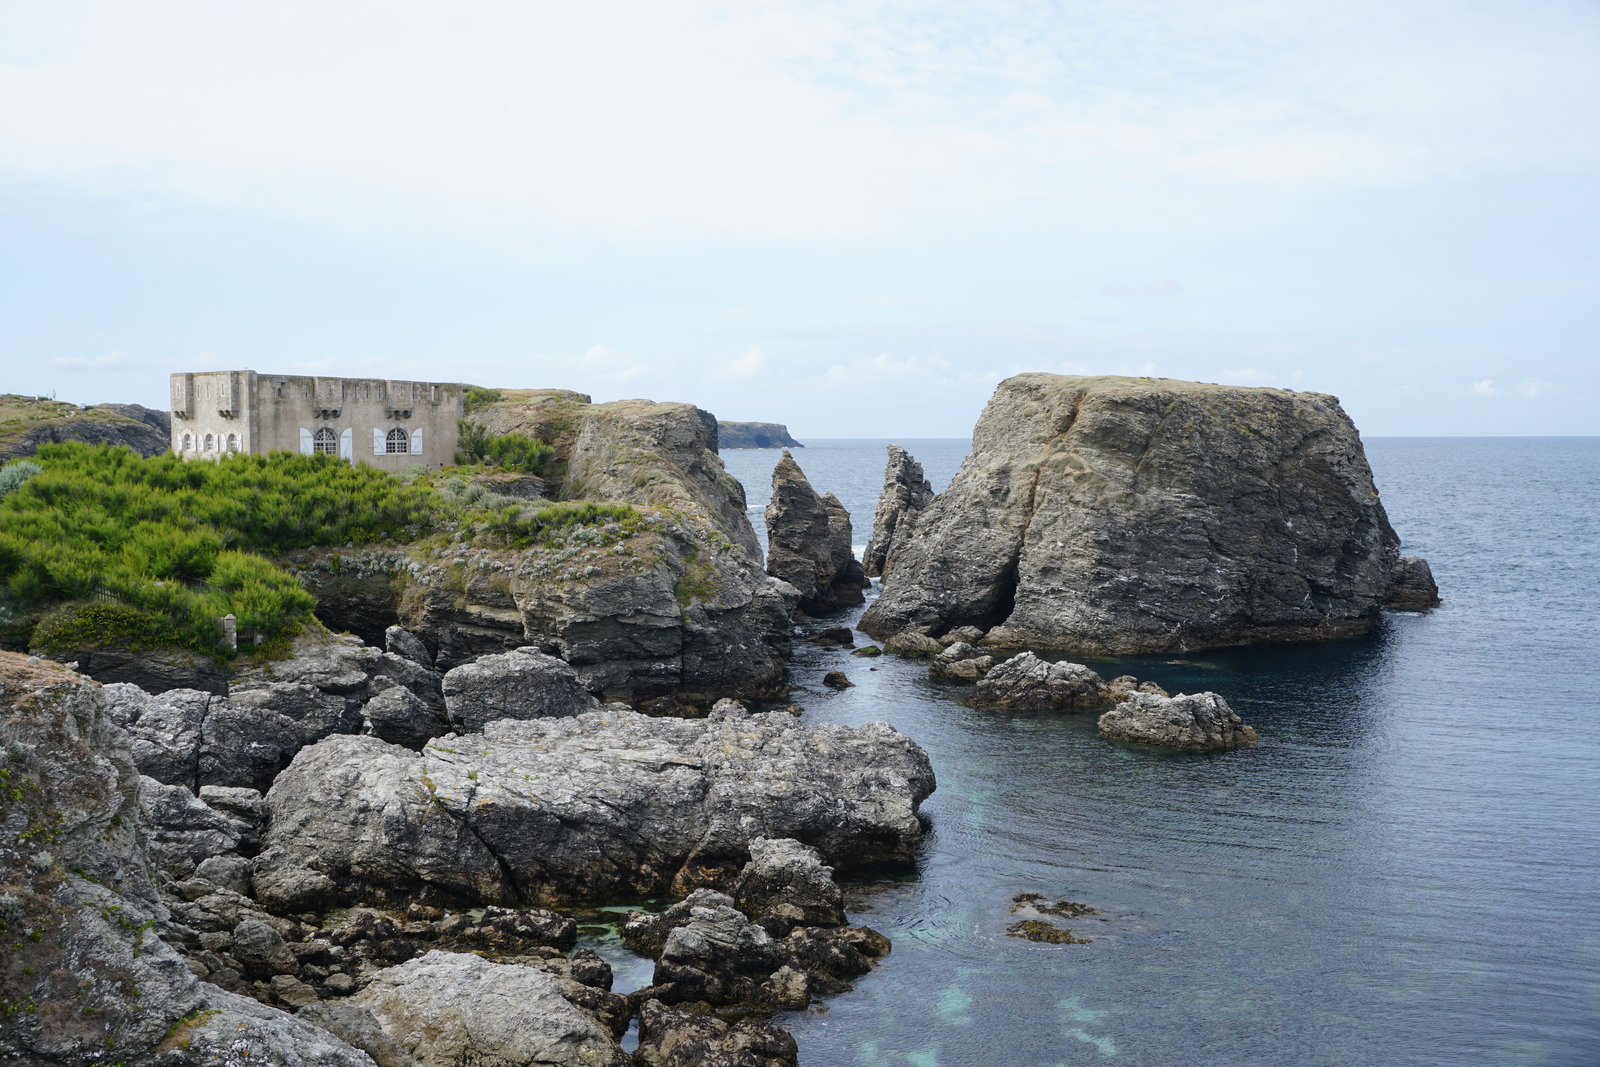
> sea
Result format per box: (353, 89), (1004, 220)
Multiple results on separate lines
(607, 438), (1600, 1067)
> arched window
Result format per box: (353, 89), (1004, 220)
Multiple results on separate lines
(227, 433), (239, 452)
(314, 427), (338, 455)
(204, 433), (215, 452)
(182, 433), (193, 452)
(386, 427), (410, 454)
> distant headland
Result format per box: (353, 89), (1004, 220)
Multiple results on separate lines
(717, 420), (802, 449)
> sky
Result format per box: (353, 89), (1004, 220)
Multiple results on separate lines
(1, 0), (1597, 437)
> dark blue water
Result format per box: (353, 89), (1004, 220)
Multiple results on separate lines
(707, 438), (1600, 1067)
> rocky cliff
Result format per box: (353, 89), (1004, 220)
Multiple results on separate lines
(765, 451), (868, 615)
(0, 395), (168, 462)
(859, 373), (1433, 654)
(861, 444), (934, 579)
(716, 421), (803, 449)
(393, 392), (793, 702)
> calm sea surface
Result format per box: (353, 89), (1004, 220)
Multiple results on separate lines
(619, 438), (1599, 1067)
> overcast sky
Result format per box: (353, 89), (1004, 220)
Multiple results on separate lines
(2, 0), (1596, 436)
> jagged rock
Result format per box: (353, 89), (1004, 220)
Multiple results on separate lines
(403, 392), (796, 702)
(200, 784), (265, 849)
(0, 653), (374, 1067)
(355, 950), (630, 1067)
(232, 918), (300, 978)
(251, 845), (340, 915)
(361, 685), (443, 748)
(232, 633), (380, 695)
(862, 444), (934, 579)
(261, 710), (935, 907)
(730, 837), (846, 934)
(883, 629), (943, 658)
(716, 420), (803, 449)
(138, 776), (244, 880)
(1097, 691), (1259, 751)
(765, 451), (868, 615)
(808, 626), (856, 647)
(384, 625), (433, 667)
(938, 625), (986, 647)
(971, 652), (1111, 710)
(622, 889), (738, 959)
(634, 1000), (798, 1067)
(193, 854), (253, 895)
(1385, 556), (1441, 609)
(928, 642), (995, 683)
(861, 373), (1436, 654)
(653, 904), (781, 1005)
(441, 647), (599, 731)
(1104, 675), (1169, 701)
(298, 1003), (418, 1067)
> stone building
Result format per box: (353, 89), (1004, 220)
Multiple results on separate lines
(169, 371), (465, 470)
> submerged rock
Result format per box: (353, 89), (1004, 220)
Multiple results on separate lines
(634, 999), (798, 1067)
(764, 450), (869, 614)
(862, 444), (934, 579)
(861, 373), (1436, 654)
(260, 709), (935, 906)
(1097, 690), (1259, 751)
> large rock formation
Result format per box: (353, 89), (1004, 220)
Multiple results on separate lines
(716, 421), (803, 449)
(1097, 690), (1259, 751)
(862, 444), (934, 579)
(394, 393), (794, 702)
(0, 395), (169, 462)
(860, 373), (1435, 654)
(260, 707), (935, 907)
(764, 451), (868, 615)
(0, 652), (375, 1066)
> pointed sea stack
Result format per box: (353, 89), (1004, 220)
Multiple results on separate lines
(859, 373), (1437, 654)
(861, 444), (934, 579)
(765, 450), (868, 615)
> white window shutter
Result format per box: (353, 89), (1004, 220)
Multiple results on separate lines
(299, 428), (313, 455)
(339, 428), (353, 460)
(411, 428), (423, 456)
(373, 428), (385, 455)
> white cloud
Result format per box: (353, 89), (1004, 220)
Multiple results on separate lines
(1472, 379), (1498, 396)
(0, 1), (1596, 247)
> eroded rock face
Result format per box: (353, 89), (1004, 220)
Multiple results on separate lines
(862, 444), (935, 579)
(765, 451), (868, 614)
(927, 642), (995, 683)
(1097, 691), (1259, 751)
(0, 653), (374, 1067)
(441, 647), (599, 731)
(354, 951), (629, 1067)
(261, 710), (935, 907)
(730, 837), (847, 933)
(861, 373), (1434, 654)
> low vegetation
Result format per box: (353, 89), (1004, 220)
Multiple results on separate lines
(0, 443), (437, 654)
(454, 419), (555, 474)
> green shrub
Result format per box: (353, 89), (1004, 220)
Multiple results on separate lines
(462, 386), (503, 415)
(0, 460), (41, 501)
(0, 442), (437, 655)
(454, 420), (554, 475)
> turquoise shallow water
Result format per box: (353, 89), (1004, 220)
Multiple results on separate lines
(694, 438), (1600, 1067)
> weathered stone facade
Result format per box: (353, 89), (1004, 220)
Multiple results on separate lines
(170, 371), (465, 469)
